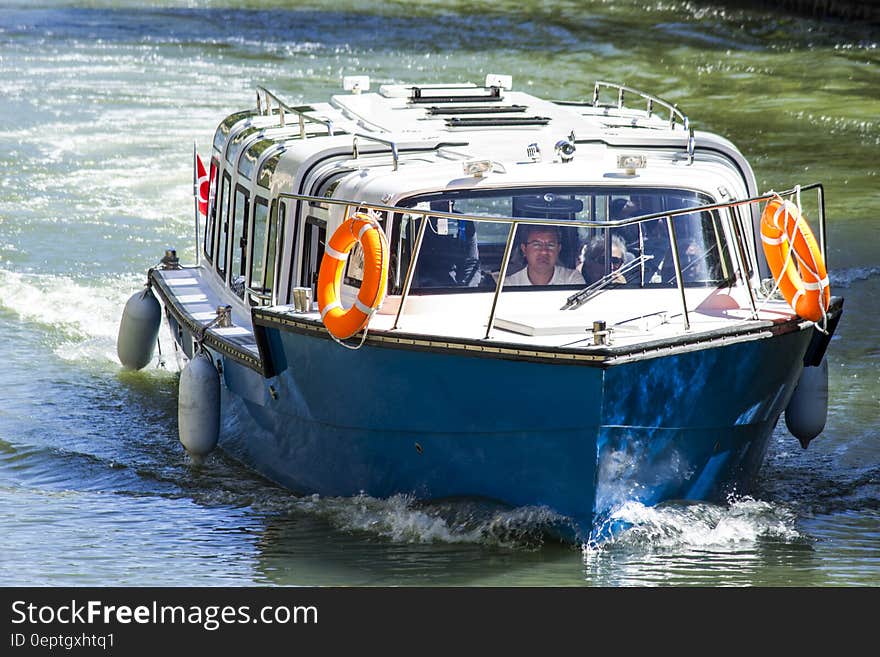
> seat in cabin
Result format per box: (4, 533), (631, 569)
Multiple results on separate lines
(415, 202), (484, 288)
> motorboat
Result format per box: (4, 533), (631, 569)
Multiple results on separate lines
(117, 75), (843, 543)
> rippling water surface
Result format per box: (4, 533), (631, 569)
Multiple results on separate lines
(0, 0), (877, 586)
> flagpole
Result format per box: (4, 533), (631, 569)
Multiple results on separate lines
(192, 141), (200, 266)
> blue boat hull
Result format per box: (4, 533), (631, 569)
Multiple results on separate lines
(211, 324), (811, 542)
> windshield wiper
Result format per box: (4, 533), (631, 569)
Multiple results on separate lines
(560, 254), (653, 311)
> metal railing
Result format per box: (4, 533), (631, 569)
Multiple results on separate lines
(589, 81), (695, 164)
(256, 86), (335, 138)
(351, 134), (400, 171)
(277, 182), (826, 340)
(591, 81), (689, 131)
(257, 86), (409, 170)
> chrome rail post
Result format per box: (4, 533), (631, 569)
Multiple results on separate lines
(484, 222), (518, 340)
(817, 184), (827, 262)
(392, 210), (430, 330)
(352, 133), (400, 171)
(191, 142), (200, 267)
(664, 215), (691, 331)
(729, 206), (759, 320)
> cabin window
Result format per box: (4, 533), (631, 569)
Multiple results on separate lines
(214, 110), (256, 153)
(226, 126), (259, 166)
(299, 215), (326, 303)
(263, 199), (286, 304)
(247, 196), (270, 305)
(229, 184), (250, 296)
(240, 138), (275, 181)
(391, 208), (502, 293)
(216, 171), (232, 279)
(343, 243), (366, 288)
(202, 158), (219, 264)
(340, 211), (390, 289)
(258, 153), (282, 189)
(394, 187), (734, 293)
(627, 191), (733, 286)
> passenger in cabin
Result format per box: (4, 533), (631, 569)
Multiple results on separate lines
(642, 219), (711, 285)
(579, 233), (631, 285)
(680, 236), (711, 282)
(611, 197), (638, 220)
(416, 202), (484, 288)
(504, 225), (584, 286)
(610, 197), (642, 259)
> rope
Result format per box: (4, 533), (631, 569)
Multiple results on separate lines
(194, 311), (227, 353)
(326, 209), (389, 351)
(746, 186), (828, 333)
(785, 186), (830, 332)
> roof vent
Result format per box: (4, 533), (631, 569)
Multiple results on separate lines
(426, 104), (527, 116)
(445, 116), (549, 128)
(410, 85), (502, 104)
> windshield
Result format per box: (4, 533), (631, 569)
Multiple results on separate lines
(390, 187), (735, 294)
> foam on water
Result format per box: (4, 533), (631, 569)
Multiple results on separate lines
(290, 494), (565, 547)
(830, 265), (880, 288)
(197, 485), (567, 549)
(584, 496), (802, 556)
(0, 268), (178, 369)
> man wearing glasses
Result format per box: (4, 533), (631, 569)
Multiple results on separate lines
(504, 225), (584, 286)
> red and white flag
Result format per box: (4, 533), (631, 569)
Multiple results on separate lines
(195, 153), (209, 217)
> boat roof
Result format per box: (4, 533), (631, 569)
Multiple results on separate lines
(240, 77), (757, 205)
(217, 79), (764, 300)
(258, 75), (751, 176)
(332, 82), (695, 158)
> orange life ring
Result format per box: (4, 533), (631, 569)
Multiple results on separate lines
(760, 198), (830, 322)
(317, 212), (389, 340)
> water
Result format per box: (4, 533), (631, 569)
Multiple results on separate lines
(0, 1), (877, 586)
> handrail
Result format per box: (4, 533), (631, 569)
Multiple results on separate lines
(276, 182), (826, 338)
(590, 81), (695, 164)
(257, 87), (406, 170)
(352, 133), (400, 171)
(592, 81), (689, 131)
(255, 86), (335, 137)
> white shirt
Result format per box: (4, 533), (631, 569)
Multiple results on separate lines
(504, 265), (585, 286)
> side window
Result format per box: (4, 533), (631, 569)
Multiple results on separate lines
(203, 158), (219, 263)
(299, 216), (326, 303)
(248, 196), (269, 305)
(674, 209), (732, 284)
(216, 171), (232, 279)
(264, 200), (287, 304)
(230, 184), (250, 296)
(389, 211), (412, 295)
(343, 243), (365, 289)
(390, 210), (504, 293)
